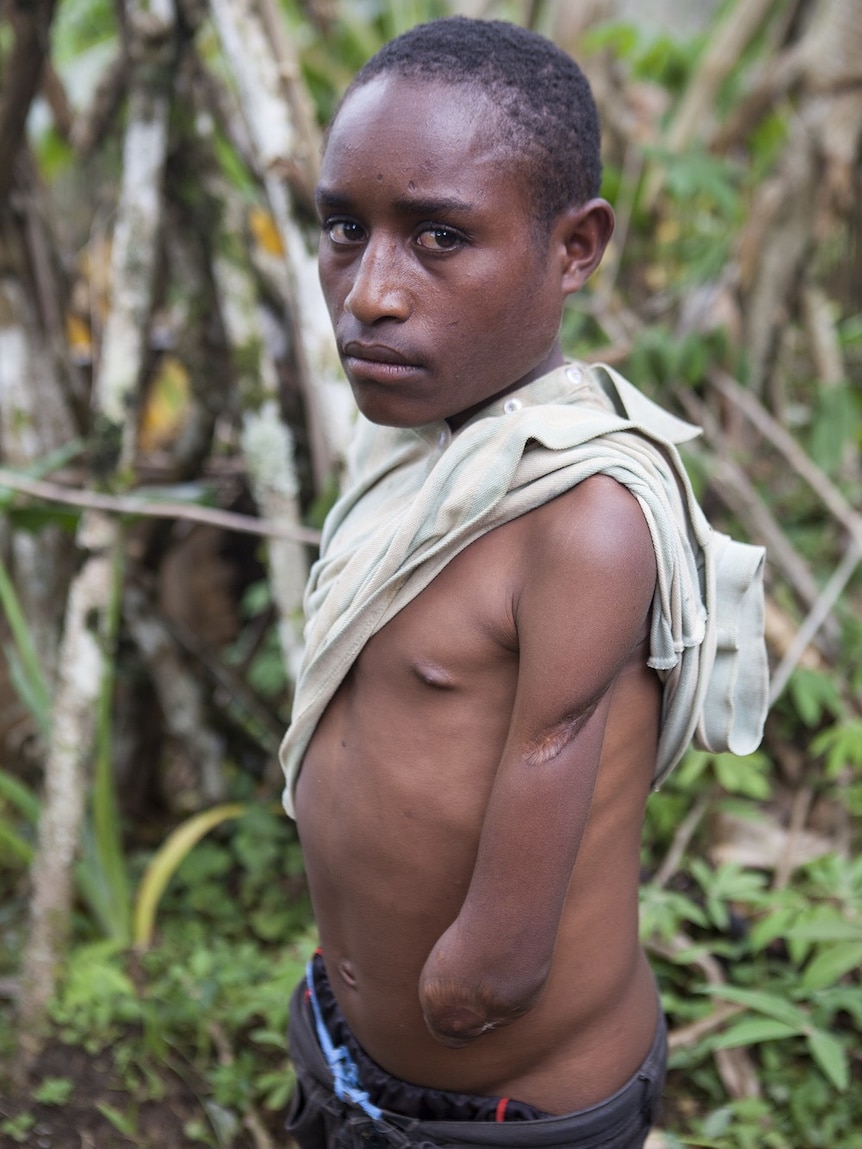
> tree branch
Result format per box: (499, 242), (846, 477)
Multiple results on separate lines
(0, 468), (321, 543)
(0, 0), (59, 206)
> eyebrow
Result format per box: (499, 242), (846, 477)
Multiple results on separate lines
(315, 187), (477, 219)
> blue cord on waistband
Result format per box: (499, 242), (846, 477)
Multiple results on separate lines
(306, 958), (384, 1121)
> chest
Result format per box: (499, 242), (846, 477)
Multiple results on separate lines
(354, 519), (522, 698)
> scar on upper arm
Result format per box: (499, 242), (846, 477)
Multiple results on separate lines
(523, 701), (599, 767)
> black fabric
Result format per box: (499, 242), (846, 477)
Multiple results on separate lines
(309, 952), (548, 1123)
(286, 960), (667, 1149)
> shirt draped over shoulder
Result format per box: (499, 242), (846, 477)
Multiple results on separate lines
(279, 362), (768, 818)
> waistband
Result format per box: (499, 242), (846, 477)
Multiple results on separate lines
(289, 955), (668, 1147)
(306, 951), (548, 1123)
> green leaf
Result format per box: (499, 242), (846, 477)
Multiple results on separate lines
(706, 985), (811, 1030)
(0, 1114), (36, 1144)
(5, 645), (51, 736)
(712, 1017), (801, 1048)
(811, 718), (862, 777)
(810, 384), (860, 475)
(95, 1102), (138, 1138)
(713, 751), (772, 799)
(0, 768), (40, 822)
(249, 1027), (287, 1048)
(32, 1077), (74, 1105)
(0, 822), (34, 864)
(787, 669), (843, 728)
(0, 560), (51, 737)
(806, 1029), (849, 1091)
(788, 919), (862, 942)
(800, 941), (862, 992)
(0, 439), (84, 509)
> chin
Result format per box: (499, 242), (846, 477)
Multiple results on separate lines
(354, 396), (434, 429)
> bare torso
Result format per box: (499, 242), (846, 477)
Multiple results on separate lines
(294, 475), (661, 1115)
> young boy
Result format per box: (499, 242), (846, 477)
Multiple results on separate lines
(279, 17), (767, 1149)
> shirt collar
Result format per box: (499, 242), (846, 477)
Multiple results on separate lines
(410, 360), (702, 452)
(411, 363), (598, 451)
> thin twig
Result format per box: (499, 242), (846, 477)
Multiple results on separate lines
(675, 388), (840, 652)
(0, 469), (322, 545)
(646, 932), (760, 1099)
(708, 368), (862, 547)
(653, 790), (714, 889)
(208, 1021), (276, 1149)
(769, 537), (862, 704)
(773, 784), (815, 892)
(244, 1109), (276, 1149)
(668, 1002), (746, 1051)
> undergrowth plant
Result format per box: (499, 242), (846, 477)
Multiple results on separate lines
(1, 4), (860, 1148)
(642, 738), (862, 1147)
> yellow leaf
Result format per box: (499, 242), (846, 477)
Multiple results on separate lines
(133, 803), (247, 949)
(65, 313), (92, 364)
(249, 206), (285, 256)
(138, 355), (191, 452)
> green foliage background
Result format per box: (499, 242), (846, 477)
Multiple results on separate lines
(1, 1), (861, 1147)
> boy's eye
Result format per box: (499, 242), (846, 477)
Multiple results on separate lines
(326, 220), (365, 245)
(415, 227), (462, 252)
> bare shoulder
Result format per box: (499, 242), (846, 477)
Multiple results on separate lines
(510, 473), (657, 726)
(519, 473), (656, 603)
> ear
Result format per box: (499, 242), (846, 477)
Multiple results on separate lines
(554, 199), (615, 296)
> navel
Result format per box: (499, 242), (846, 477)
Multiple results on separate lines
(338, 959), (358, 988)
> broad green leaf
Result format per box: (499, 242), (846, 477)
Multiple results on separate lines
(0, 562), (51, 737)
(0, 768), (40, 822)
(706, 986), (811, 1030)
(712, 1017), (801, 1048)
(787, 919), (862, 943)
(748, 904), (802, 952)
(6, 644), (51, 736)
(806, 1029), (849, 1091)
(0, 822), (34, 864)
(800, 941), (862, 992)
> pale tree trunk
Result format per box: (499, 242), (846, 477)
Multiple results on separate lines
(0, 1), (73, 689)
(16, 513), (116, 1069)
(737, 0), (862, 396)
(214, 231), (310, 683)
(0, 0), (58, 207)
(207, 0), (353, 491)
(123, 584), (227, 808)
(662, 0), (776, 151)
(17, 0), (177, 1063)
(0, 270), (76, 686)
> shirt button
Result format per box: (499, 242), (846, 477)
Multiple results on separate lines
(566, 364), (584, 385)
(503, 397), (522, 413)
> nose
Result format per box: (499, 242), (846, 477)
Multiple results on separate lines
(344, 236), (410, 324)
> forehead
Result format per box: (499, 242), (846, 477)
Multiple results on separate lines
(319, 74), (530, 211)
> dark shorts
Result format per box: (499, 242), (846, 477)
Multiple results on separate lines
(286, 955), (667, 1149)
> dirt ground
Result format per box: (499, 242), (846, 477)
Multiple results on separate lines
(0, 1043), (678, 1148)
(0, 1041), (281, 1149)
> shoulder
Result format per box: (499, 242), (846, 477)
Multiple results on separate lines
(524, 474), (655, 586)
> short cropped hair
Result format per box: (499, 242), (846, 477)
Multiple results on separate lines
(338, 17), (603, 230)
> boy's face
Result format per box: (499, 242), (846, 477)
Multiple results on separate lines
(315, 74), (571, 429)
